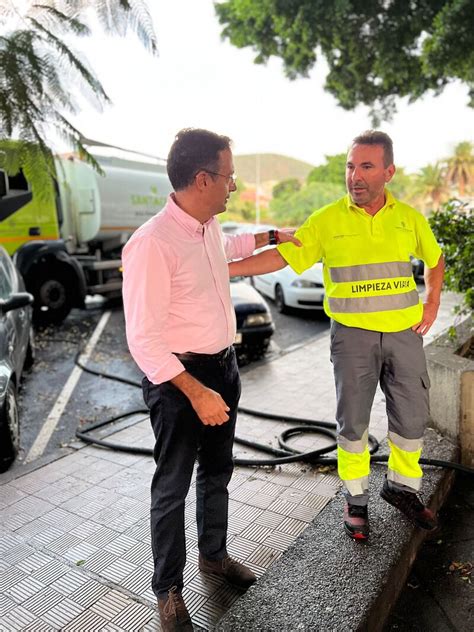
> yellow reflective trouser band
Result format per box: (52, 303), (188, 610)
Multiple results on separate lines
(337, 445), (370, 481)
(329, 290), (419, 314)
(387, 439), (422, 482)
(330, 261), (413, 283)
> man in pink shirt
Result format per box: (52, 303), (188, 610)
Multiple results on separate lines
(122, 128), (299, 631)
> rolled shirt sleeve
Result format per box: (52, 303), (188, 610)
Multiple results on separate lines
(122, 235), (185, 384)
(223, 232), (256, 261)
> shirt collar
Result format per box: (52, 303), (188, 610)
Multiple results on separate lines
(165, 193), (214, 236)
(345, 188), (397, 215)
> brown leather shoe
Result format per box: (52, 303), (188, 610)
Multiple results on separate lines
(157, 586), (193, 631)
(198, 554), (257, 591)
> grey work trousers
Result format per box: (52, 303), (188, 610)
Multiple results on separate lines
(330, 321), (431, 505)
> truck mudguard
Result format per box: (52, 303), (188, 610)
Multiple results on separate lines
(14, 240), (87, 307)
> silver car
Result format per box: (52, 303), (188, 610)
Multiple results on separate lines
(0, 246), (34, 472)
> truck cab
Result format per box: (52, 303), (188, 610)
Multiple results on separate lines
(0, 152), (172, 324)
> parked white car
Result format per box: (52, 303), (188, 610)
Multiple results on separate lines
(252, 262), (325, 313)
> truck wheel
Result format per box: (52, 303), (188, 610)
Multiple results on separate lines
(33, 268), (74, 325)
(0, 382), (19, 473)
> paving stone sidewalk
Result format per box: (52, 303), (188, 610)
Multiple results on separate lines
(0, 293), (460, 631)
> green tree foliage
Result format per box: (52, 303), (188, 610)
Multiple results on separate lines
(388, 167), (416, 201)
(429, 201), (473, 310)
(215, 0), (474, 122)
(222, 177), (257, 222)
(446, 141), (474, 197)
(307, 153), (346, 186)
(412, 162), (450, 211)
(272, 178), (301, 199)
(270, 181), (345, 226)
(0, 1), (157, 200)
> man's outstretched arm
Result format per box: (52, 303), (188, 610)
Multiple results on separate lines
(229, 248), (287, 277)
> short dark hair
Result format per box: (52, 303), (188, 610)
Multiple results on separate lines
(167, 128), (232, 191)
(351, 130), (394, 167)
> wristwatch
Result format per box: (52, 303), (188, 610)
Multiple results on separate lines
(268, 229), (279, 245)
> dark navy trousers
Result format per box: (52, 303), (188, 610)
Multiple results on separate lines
(142, 347), (240, 598)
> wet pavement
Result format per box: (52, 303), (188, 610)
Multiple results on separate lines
(1, 291), (471, 630)
(16, 295), (329, 464)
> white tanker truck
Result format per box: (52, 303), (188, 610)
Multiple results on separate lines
(0, 152), (173, 323)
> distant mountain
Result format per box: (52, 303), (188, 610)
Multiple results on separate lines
(234, 153), (314, 184)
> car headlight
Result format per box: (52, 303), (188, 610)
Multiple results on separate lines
(243, 313), (272, 327)
(291, 279), (322, 288)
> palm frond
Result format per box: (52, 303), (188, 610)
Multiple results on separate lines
(0, 137), (56, 203)
(53, 111), (104, 174)
(74, 0), (158, 53)
(30, 4), (91, 37)
(124, 0), (158, 54)
(26, 18), (110, 103)
(0, 2), (17, 25)
(0, 1), (157, 200)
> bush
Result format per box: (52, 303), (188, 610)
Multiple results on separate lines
(429, 200), (473, 311)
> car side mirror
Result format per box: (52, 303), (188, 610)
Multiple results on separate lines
(0, 292), (34, 314)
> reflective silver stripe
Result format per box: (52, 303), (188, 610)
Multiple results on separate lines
(343, 476), (369, 496)
(330, 261), (413, 283)
(388, 432), (423, 453)
(329, 289), (419, 314)
(387, 468), (422, 491)
(338, 430), (369, 454)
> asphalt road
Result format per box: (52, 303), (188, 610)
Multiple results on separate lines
(15, 297), (329, 469)
(266, 301), (329, 355)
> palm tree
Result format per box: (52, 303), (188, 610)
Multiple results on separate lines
(412, 163), (449, 213)
(446, 141), (474, 198)
(0, 1), (157, 198)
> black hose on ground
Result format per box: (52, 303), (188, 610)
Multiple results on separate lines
(74, 351), (474, 474)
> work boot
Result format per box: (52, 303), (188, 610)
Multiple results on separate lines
(157, 586), (193, 631)
(343, 502), (369, 540)
(380, 479), (438, 531)
(198, 554), (257, 591)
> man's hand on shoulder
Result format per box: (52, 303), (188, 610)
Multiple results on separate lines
(277, 229), (302, 247)
(412, 301), (440, 336)
(254, 229), (302, 250)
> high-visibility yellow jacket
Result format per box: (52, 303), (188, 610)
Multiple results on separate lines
(278, 190), (442, 332)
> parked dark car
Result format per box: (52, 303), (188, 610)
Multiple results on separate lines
(411, 257), (425, 282)
(230, 277), (274, 361)
(0, 245), (34, 472)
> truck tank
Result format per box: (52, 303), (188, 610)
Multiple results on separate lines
(56, 154), (173, 248)
(93, 154), (173, 242)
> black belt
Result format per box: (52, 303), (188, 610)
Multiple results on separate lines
(174, 346), (232, 362)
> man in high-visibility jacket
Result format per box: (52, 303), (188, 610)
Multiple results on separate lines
(229, 130), (445, 540)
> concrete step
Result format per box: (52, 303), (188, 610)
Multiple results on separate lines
(216, 429), (457, 632)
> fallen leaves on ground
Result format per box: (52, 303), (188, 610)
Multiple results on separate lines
(448, 561), (472, 583)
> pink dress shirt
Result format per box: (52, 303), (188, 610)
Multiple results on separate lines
(122, 195), (256, 384)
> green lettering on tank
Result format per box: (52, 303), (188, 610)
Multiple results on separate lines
(131, 185), (166, 207)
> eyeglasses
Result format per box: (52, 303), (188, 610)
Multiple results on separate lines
(203, 170), (237, 185)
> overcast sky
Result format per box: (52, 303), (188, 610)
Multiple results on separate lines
(69, 0), (474, 173)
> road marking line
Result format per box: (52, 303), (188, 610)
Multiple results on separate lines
(25, 310), (112, 463)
